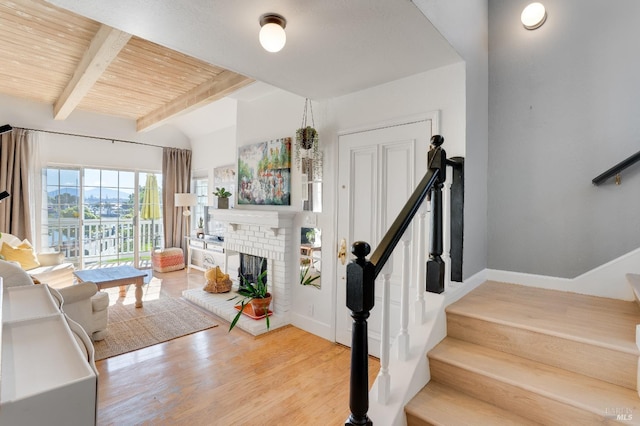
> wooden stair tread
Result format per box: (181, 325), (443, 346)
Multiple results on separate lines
(446, 281), (640, 354)
(406, 381), (541, 426)
(430, 338), (640, 415)
(446, 311), (638, 390)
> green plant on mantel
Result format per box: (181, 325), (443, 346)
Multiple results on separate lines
(213, 187), (232, 198)
(228, 265), (271, 331)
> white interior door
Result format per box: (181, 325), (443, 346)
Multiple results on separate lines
(335, 117), (433, 357)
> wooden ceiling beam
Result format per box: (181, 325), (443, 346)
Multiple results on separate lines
(136, 71), (254, 132)
(54, 24), (132, 120)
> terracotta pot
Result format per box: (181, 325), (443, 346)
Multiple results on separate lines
(251, 293), (272, 317)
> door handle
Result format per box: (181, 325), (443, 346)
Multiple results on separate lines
(338, 238), (347, 265)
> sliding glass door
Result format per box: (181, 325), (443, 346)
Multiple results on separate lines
(44, 167), (162, 269)
(45, 168), (82, 264)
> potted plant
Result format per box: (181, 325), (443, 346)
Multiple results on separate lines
(294, 98), (321, 173)
(213, 187), (232, 209)
(296, 126), (318, 150)
(228, 266), (271, 331)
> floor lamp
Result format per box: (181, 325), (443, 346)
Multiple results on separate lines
(175, 193), (197, 238)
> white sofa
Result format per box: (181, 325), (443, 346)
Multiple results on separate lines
(0, 259), (109, 341)
(0, 232), (75, 288)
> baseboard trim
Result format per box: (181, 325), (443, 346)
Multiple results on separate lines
(290, 312), (332, 341)
(487, 264), (635, 301)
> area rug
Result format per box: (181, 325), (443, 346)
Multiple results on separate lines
(93, 297), (218, 361)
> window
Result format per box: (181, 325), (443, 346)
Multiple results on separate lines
(45, 168), (81, 262)
(83, 168), (136, 267)
(44, 167), (162, 268)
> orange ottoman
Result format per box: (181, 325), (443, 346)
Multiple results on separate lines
(152, 248), (185, 272)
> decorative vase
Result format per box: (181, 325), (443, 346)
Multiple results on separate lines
(217, 197), (229, 209)
(250, 293), (272, 317)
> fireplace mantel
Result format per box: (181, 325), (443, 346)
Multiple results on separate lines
(211, 210), (297, 236)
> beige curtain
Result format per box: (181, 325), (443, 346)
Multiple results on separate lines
(0, 129), (32, 241)
(162, 147), (192, 250)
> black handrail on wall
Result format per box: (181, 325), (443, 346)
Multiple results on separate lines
(345, 135), (464, 426)
(592, 149), (640, 185)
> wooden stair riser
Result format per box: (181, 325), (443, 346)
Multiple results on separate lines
(429, 358), (609, 425)
(447, 313), (638, 390)
(405, 381), (541, 426)
(404, 413), (433, 426)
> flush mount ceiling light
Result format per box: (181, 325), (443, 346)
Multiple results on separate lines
(259, 13), (287, 53)
(521, 2), (547, 30)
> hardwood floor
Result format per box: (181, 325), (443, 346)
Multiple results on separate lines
(96, 269), (379, 426)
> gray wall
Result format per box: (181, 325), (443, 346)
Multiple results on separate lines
(488, 0), (640, 278)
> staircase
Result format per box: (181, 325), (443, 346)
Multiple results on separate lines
(405, 281), (640, 425)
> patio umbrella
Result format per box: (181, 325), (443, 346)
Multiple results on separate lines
(140, 173), (161, 249)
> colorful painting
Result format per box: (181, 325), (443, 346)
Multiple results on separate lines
(237, 138), (291, 205)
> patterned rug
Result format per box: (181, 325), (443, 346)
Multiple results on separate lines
(93, 297), (218, 360)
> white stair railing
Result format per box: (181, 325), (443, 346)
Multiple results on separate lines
(375, 166), (453, 405)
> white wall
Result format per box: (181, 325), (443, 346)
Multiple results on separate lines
(191, 125), (237, 206)
(330, 64), (466, 155)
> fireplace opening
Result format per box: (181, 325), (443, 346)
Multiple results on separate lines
(238, 253), (267, 289)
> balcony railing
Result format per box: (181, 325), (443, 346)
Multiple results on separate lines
(46, 218), (163, 269)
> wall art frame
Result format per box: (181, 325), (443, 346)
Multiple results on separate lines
(237, 137), (291, 206)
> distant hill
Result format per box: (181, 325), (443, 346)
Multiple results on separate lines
(47, 187), (78, 197)
(48, 188), (133, 201)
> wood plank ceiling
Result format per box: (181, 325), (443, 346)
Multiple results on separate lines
(0, 0), (253, 131)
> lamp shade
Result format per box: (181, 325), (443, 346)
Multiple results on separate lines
(174, 193), (197, 207)
(259, 14), (286, 53)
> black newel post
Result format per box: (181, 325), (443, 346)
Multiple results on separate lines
(426, 135), (447, 294)
(345, 241), (375, 426)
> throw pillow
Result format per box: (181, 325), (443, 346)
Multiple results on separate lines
(0, 240), (41, 270)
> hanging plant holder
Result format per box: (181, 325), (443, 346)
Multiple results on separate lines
(295, 98), (320, 171)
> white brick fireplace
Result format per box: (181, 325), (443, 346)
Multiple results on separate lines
(183, 210), (298, 335)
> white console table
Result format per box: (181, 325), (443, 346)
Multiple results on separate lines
(186, 237), (239, 277)
(0, 280), (98, 425)
(186, 237), (225, 272)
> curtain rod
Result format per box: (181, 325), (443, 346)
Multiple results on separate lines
(16, 126), (165, 149)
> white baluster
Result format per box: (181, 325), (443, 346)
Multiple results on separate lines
(377, 264), (392, 404)
(397, 228), (412, 361)
(414, 202), (428, 324)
